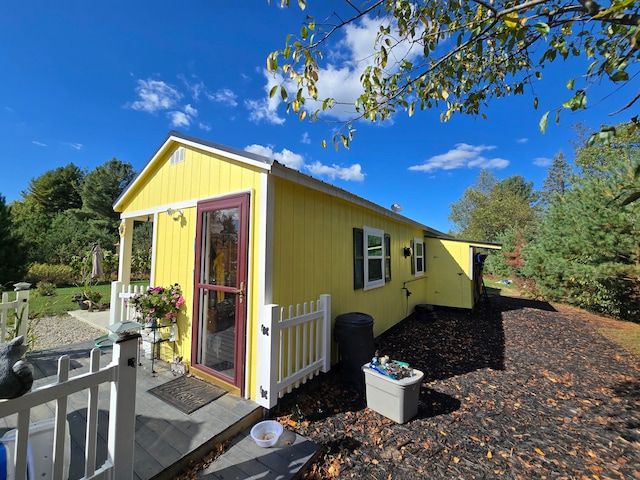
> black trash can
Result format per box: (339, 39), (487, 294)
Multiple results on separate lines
(334, 312), (375, 390)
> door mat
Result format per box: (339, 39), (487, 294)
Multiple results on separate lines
(148, 376), (227, 415)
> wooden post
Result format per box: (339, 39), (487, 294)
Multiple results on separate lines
(53, 356), (70, 479)
(107, 332), (139, 479)
(13, 282), (30, 339)
(117, 218), (134, 285)
(256, 304), (279, 408)
(320, 294), (332, 373)
(110, 280), (123, 326)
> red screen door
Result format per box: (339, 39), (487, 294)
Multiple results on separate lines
(192, 193), (249, 391)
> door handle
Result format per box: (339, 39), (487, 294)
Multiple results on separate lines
(234, 281), (245, 303)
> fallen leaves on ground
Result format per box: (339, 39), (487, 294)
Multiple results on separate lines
(273, 295), (640, 479)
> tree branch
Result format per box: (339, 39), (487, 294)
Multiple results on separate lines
(609, 89), (640, 116)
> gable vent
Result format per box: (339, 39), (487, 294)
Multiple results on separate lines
(170, 147), (185, 166)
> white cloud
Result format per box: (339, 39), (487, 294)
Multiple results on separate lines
(179, 75), (206, 101)
(209, 88), (238, 107)
(245, 144), (305, 170)
(255, 14), (425, 122)
(32, 140), (47, 147)
(516, 138), (529, 144)
(301, 132), (311, 144)
(199, 122), (212, 131)
(468, 157), (509, 169)
(245, 70), (286, 125)
(129, 79), (182, 113)
(409, 143), (509, 173)
(307, 161), (365, 181)
(179, 74), (238, 108)
(59, 141), (83, 150)
(534, 157), (553, 167)
(168, 111), (191, 128)
(244, 143), (364, 181)
(184, 104), (198, 117)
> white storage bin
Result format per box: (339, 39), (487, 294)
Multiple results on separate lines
(1, 418), (71, 480)
(362, 364), (424, 423)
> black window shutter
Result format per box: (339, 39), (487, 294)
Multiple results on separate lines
(410, 239), (415, 275)
(384, 234), (391, 282)
(353, 228), (364, 289)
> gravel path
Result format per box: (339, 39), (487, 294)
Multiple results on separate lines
(29, 314), (108, 351)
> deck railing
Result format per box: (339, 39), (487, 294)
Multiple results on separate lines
(256, 294), (332, 409)
(109, 281), (146, 326)
(0, 334), (139, 479)
(0, 283), (30, 342)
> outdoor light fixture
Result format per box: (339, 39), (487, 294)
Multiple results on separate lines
(166, 208), (184, 221)
(403, 247), (412, 257)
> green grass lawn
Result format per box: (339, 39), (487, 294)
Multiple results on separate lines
(484, 277), (520, 296)
(599, 327), (640, 358)
(5, 281), (149, 318)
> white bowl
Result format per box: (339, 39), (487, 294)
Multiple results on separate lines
(250, 420), (283, 448)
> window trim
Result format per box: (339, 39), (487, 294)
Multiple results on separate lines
(363, 226), (385, 291)
(413, 237), (425, 277)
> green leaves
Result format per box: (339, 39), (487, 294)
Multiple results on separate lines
(586, 126), (617, 147)
(539, 111), (550, 134)
(272, 0), (640, 148)
(562, 90), (587, 111)
(534, 22), (550, 35)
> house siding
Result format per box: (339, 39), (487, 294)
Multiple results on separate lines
(424, 238), (474, 309)
(271, 176), (429, 342)
(115, 132), (499, 403)
(116, 143), (267, 387)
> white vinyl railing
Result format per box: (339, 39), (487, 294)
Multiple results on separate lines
(256, 294), (331, 409)
(0, 284), (30, 342)
(109, 281), (146, 326)
(0, 334), (139, 479)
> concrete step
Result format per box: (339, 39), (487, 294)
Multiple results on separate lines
(196, 424), (319, 479)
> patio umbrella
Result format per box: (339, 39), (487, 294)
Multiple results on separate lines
(91, 242), (104, 279)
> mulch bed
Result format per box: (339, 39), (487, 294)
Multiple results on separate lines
(274, 295), (640, 479)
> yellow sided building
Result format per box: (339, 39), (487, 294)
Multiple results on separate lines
(113, 131), (498, 406)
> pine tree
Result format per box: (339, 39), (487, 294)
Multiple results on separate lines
(0, 195), (25, 286)
(522, 126), (640, 320)
(540, 150), (572, 207)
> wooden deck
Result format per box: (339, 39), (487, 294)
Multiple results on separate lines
(0, 341), (262, 479)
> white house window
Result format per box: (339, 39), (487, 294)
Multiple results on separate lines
(170, 147), (185, 166)
(413, 238), (425, 276)
(364, 226), (385, 290)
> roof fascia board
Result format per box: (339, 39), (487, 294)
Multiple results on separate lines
(114, 133), (271, 211)
(174, 136), (272, 171)
(431, 236), (502, 249)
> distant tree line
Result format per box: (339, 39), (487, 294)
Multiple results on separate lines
(0, 158), (151, 289)
(449, 122), (639, 321)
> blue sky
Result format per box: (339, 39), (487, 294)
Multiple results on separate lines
(0, 1), (633, 233)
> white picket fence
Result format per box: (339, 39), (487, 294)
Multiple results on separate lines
(256, 294), (332, 409)
(0, 284), (30, 341)
(0, 334), (139, 480)
(109, 281), (146, 325)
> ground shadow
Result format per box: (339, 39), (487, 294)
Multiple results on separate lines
(27, 341), (111, 381)
(416, 387), (461, 419)
(375, 295), (557, 382)
(376, 301), (504, 382)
